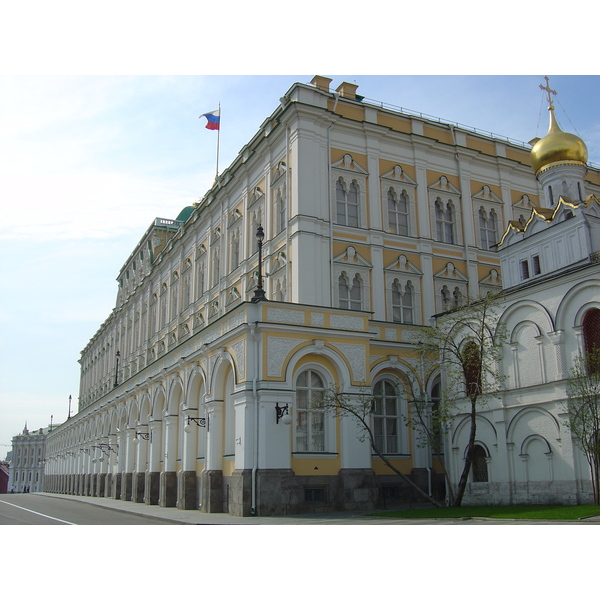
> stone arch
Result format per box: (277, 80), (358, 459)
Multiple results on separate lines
(210, 350), (237, 399)
(185, 369), (208, 462)
(283, 342), (352, 391)
(151, 386), (166, 420)
(499, 299), (555, 334)
(451, 414), (498, 448)
(138, 393), (151, 426)
(370, 362), (414, 455)
(167, 377), (185, 415)
(128, 399), (140, 429)
(506, 406), (561, 445)
(556, 280), (600, 331)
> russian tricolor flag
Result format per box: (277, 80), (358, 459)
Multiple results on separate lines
(200, 109), (220, 130)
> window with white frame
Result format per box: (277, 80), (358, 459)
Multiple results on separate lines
(182, 270), (192, 310)
(271, 161), (287, 236)
(159, 283), (168, 328)
(333, 247), (372, 312)
(479, 207), (498, 250)
(211, 245), (220, 288)
(195, 246), (206, 299)
(430, 377), (443, 455)
(434, 262), (468, 314)
(338, 272), (362, 310)
(170, 272), (179, 321)
(229, 229), (241, 271)
(381, 166), (417, 237)
(295, 369), (327, 452)
(441, 285), (452, 312)
(391, 279), (414, 324)
(387, 188), (410, 236)
(435, 199), (455, 244)
(372, 379), (401, 454)
(336, 178), (360, 227)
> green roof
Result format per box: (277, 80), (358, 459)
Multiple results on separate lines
(175, 206), (195, 222)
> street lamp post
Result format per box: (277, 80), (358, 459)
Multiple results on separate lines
(251, 224), (267, 303)
(114, 350), (121, 388)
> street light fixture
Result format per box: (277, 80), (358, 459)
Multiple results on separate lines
(114, 350), (121, 388)
(251, 225), (267, 302)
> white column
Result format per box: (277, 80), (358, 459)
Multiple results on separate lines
(205, 400), (223, 471)
(148, 420), (163, 472)
(164, 415), (179, 472)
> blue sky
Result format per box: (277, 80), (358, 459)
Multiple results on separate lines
(1, 73), (599, 453)
(1, 2), (599, 456)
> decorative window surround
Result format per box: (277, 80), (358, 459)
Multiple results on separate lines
(381, 165), (417, 237)
(429, 176), (463, 245)
(331, 154), (368, 228)
(333, 246), (372, 312)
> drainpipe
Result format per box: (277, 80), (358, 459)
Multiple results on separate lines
(250, 321), (259, 515)
(285, 126), (290, 300)
(327, 124), (334, 302)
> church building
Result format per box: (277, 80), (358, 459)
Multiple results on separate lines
(449, 80), (600, 505)
(44, 76), (600, 514)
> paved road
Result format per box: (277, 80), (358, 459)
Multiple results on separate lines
(0, 494), (178, 525)
(2, 493), (599, 525)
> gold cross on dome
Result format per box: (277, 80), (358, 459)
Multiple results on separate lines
(539, 75), (557, 107)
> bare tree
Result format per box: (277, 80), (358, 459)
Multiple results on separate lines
(314, 387), (442, 508)
(405, 376), (456, 506)
(415, 293), (506, 507)
(566, 349), (600, 504)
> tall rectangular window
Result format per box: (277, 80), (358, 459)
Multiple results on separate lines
(336, 179), (360, 227)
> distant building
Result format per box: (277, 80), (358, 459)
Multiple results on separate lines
(44, 76), (600, 515)
(0, 462), (9, 494)
(8, 423), (55, 493)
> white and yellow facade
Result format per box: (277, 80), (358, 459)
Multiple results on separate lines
(44, 76), (600, 514)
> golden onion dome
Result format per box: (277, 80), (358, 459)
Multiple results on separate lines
(530, 107), (588, 175)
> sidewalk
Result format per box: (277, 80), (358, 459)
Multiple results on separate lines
(35, 493), (600, 525)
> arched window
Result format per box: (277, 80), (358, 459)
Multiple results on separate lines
(339, 274), (362, 311)
(391, 280), (414, 324)
(230, 231), (240, 270)
(276, 188), (286, 234)
(430, 378), (443, 455)
(373, 380), (400, 454)
(388, 188), (409, 235)
(435, 199), (454, 244)
(463, 341), (482, 398)
(582, 308), (600, 374)
(336, 178), (360, 227)
(441, 285), (451, 312)
(295, 370), (326, 452)
(453, 287), (463, 309)
(472, 445), (488, 482)
(479, 207), (497, 250)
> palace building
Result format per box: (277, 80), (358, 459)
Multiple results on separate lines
(44, 76), (600, 514)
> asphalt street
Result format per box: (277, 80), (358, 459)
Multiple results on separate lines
(2, 493), (599, 525)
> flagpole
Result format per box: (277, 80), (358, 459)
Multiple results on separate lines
(215, 102), (221, 180)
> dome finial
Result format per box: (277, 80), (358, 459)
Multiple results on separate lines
(539, 75), (557, 109)
(530, 77), (588, 175)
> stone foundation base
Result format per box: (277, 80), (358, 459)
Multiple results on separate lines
(145, 472), (160, 505)
(177, 471), (198, 510)
(111, 473), (122, 500)
(132, 472), (145, 503)
(200, 470), (223, 513)
(159, 471), (177, 507)
(121, 472), (132, 501)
